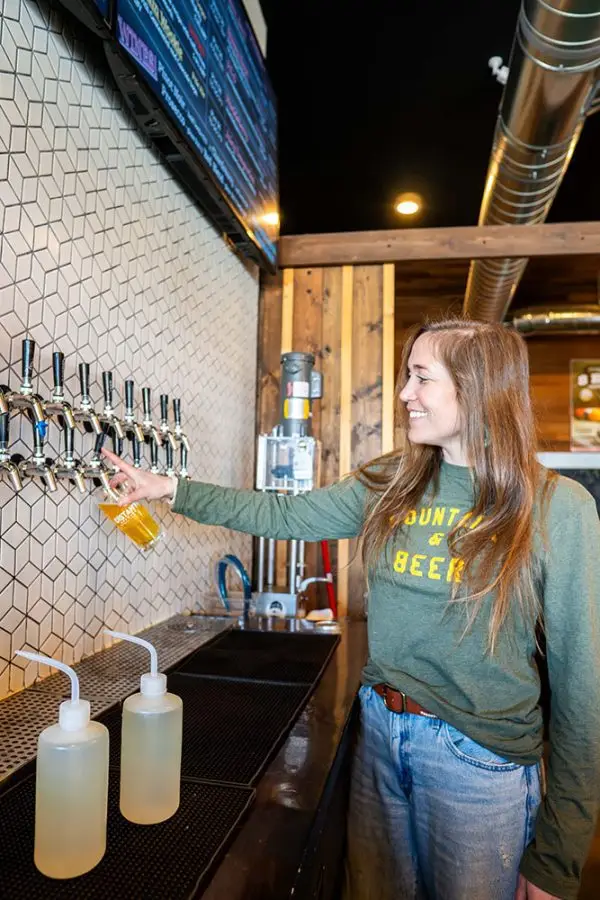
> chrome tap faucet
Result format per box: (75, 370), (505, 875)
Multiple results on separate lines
(98, 371), (125, 440)
(159, 394), (178, 451)
(73, 363), (102, 435)
(149, 428), (161, 475)
(5, 338), (46, 423)
(81, 431), (112, 492)
(141, 387), (163, 448)
(52, 420), (86, 493)
(123, 380), (145, 444)
(44, 351), (76, 430)
(18, 415), (58, 492)
(172, 398), (190, 451)
(180, 441), (189, 479)
(0, 409), (22, 490)
(164, 434), (175, 477)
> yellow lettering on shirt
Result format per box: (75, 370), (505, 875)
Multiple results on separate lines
(447, 558), (464, 583)
(394, 550), (409, 573)
(410, 554), (426, 577)
(428, 557), (444, 580)
(432, 507), (446, 526)
(447, 508), (461, 527)
(404, 510), (417, 526)
(419, 507), (432, 526)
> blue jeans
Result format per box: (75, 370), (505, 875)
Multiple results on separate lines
(344, 686), (542, 900)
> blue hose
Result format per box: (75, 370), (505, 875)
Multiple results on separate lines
(216, 555), (252, 612)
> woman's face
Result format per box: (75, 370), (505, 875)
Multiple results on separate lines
(399, 334), (466, 465)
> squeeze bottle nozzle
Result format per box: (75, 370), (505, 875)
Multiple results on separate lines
(104, 630), (167, 695)
(15, 650), (90, 731)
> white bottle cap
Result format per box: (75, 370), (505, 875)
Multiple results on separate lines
(104, 630), (167, 696)
(59, 698), (91, 731)
(140, 673), (167, 696)
(14, 650), (89, 732)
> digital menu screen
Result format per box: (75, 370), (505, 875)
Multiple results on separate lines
(115, 0), (278, 266)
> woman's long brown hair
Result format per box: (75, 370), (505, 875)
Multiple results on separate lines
(358, 318), (556, 651)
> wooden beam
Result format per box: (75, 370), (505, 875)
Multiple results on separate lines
(278, 221), (600, 268)
(280, 268), (294, 354)
(337, 265), (354, 618)
(381, 263), (395, 454)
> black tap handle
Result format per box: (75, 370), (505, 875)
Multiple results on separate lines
(150, 437), (159, 470)
(0, 412), (8, 449)
(125, 380), (134, 412)
(32, 418), (44, 455)
(63, 420), (74, 456)
(52, 351), (64, 391)
(142, 387), (151, 418)
(102, 371), (113, 406)
(94, 430), (106, 456)
(112, 434), (123, 456)
(181, 443), (188, 471)
(22, 338), (35, 385)
(173, 398), (181, 427)
(160, 394), (169, 422)
(165, 441), (173, 470)
(79, 363), (90, 399)
(132, 438), (142, 467)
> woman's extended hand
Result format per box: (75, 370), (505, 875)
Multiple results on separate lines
(101, 449), (176, 505)
(515, 874), (561, 900)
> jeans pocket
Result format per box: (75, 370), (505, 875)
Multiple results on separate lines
(442, 722), (522, 772)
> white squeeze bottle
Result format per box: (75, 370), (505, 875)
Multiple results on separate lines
(14, 650), (109, 879)
(105, 630), (183, 824)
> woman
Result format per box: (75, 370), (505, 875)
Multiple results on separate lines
(103, 318), (600, 900)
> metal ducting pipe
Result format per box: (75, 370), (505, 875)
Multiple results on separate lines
(463, 0), (600, 323)
(512, 304), (600, 333)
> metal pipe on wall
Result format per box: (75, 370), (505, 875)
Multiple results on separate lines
(463, 0), (600, 323)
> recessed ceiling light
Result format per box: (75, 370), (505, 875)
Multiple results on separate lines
(394, 192), (422, 216)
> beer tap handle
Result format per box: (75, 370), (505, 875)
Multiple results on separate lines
(79, 362), (91, 403)
(52, 351), (65, 399)
(125, 379), (134, 416)
(21, 338), (35, 393)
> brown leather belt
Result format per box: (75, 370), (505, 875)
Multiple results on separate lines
(373, 683), (436, 718)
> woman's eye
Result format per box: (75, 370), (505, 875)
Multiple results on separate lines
(417, 375), (428, 384)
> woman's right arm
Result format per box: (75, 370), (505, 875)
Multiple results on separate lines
(172, 476), (366, 541)
(102, 448), (367, 541)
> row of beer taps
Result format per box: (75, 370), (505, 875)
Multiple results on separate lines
(0, 338), (190, 494)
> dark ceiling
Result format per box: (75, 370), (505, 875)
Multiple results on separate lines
(258, 0), (600, 236)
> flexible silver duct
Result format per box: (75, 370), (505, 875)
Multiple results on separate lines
(512, 304), (600, 333)
(463, 0), (600, 323)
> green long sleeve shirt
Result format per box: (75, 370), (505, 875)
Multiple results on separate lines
(173, 460), (600, 899)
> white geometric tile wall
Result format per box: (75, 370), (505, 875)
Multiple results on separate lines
(0, 0), (259, 698)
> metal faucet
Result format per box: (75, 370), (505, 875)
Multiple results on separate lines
(73, 362), (102, 435)
(164, 432), (175, 477)
(0, 409), (22, 490)
(43, 350), (76, 430)
(173, 398), (190, 452)
(81, 431), (112, 492)
(4, 338), (46, 423)
(52, 420), (86, 493)
(159, 394), (178, 451)
(18, 415), (58, 492)
(98, 371), (125, 440)
(180, 441), (189, 478)
(141, 387), (163, 448)
(149, 428), (161, 475)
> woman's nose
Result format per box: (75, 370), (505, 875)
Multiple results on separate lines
(399, 379), (414, 403)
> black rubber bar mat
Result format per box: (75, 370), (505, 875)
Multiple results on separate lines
(175, 629), (339, 684)
(100, 674), (310, 785)
(0, 768), (254, 900)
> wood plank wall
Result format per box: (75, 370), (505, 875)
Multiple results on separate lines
(256, 265), (395, 617)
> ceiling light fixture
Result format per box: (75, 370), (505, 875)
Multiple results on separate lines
(394, 192), (422, 216)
